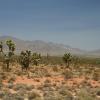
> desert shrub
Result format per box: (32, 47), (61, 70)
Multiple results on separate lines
(7, 83), (14, 89)
(1, 90), (13, 100)
(44, 79), (51, 83)
(8, 76), (16, 83)
(58, 88), (73, 100)
(0, 91), (5, 98)
(3, 93), (24, 100)
(13, 83), (34, 93)
(13, 83), (28, 91)
(77, 89), (95, 100)
(44, 91), (56, 100)
(92, 69), (100, 81)
(43, 79), (52, 88)
(63, 70), (73, 79)
(0, 83), (3, 90)
(52, 65), (59, 72)
(42, 86), (54, 92)
(28, 91), (41, 100)
(59, 89), (72, 96)
(25, 85), (34, 91)
(17, 89), (27, 97)
(96, 91), (100, 96)
(11, 94), (24, 100)
(0, 72), (8, 80)
(42, 80), (54, 91)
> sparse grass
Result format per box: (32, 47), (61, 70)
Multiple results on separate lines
(0, 54), (100, 100)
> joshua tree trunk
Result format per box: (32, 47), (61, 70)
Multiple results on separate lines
(66, 61), (69, 68)
(6, 61), (10, 71)
(67, 62), (70, 68)
(0, 48), (3, 52)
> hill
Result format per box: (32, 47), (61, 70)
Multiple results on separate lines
(0, 36), (89, 56)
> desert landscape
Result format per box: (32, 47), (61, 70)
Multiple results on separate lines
(0, 0), (100, 100)
(0, 37), (100, 100)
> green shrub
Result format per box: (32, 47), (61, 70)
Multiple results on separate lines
(77, 89), (95, 100)
(63, 70), (73, 79)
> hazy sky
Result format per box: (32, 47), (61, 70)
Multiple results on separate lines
(0, 0), (100, 50)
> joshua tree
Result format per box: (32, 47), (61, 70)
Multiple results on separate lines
(19, 51), (41, 71)
(26, 50), (31, 57)
(4, 54), (10, 70)
(19, 50), (31, 71)
(4, 40), (15, 70)
(6, 40), (13, 51)
(32, 53), (41, 66)
(6, 40), (15, 56)
(63, 53), (72, 68)
(0, 41), (3, 53)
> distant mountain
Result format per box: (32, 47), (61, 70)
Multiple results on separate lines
(0, 35), (90, 56)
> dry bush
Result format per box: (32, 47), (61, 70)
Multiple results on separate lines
(28, 91), (41, 100)
(93, 69), (100, 81)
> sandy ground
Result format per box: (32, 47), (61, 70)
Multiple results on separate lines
(3, 75), (100, 88)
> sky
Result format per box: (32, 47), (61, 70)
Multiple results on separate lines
(0, 0), (100, 51)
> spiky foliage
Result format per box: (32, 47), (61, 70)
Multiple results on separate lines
(26, 50), (31, 57)
(0, 41), (3, 53)
(4, 40), (15, 70)
(19, 50), (31, 71)
(32, 53), (41, 66)
(6, 40), (15, 57)
(63, 53), (72, 68)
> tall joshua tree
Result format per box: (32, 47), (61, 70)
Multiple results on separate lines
(6, 40), (15, 57)
(19, 51), (41, 71)
(5, 40), (15, 70)
(63, 53), (72, 68)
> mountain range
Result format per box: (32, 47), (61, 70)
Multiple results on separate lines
(0, 36), (99, 56)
